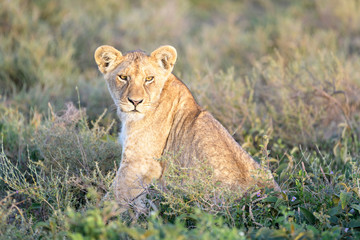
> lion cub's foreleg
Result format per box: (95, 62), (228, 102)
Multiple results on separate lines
(109, 157), (162, 208)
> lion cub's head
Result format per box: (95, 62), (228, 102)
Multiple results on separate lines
(95, 45), (177, 119)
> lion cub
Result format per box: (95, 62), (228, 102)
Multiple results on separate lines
(95, 45), (279, 207)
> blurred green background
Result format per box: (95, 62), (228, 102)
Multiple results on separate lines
(1, 0), (359, 146)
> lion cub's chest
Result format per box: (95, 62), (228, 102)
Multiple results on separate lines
(118, 121), (127, 150)
(118, 114), (170, 160)
(118, 119), (142, 153)
(118, 113), (145, 149)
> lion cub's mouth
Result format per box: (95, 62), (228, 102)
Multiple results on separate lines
(121, 107), (141, 113)
(119, 103), (147, 115)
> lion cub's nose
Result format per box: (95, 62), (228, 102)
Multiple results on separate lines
(128, 97), (143, 107)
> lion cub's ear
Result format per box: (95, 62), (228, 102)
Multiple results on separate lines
(94, 45), (123, 74)
(150, 45), (177, 73)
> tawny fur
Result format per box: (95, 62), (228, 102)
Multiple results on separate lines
(94, 45), (280, 206)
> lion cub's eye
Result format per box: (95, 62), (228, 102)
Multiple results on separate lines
(117, 75), (128, 81)
(145, 76), (154, 83)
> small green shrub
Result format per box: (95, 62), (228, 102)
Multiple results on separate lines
(0, 101), (40, 171)
(35, 102), (121, 175)
(62, 206), (245, 240)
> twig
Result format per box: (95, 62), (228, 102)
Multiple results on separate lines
(242, 205), (246, 224)
(249, 205), (263, 227)
(301, 161), (314, 186)
(319, 166), (330, 185)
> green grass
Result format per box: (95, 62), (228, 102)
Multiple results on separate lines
(1, 0), (360, 239)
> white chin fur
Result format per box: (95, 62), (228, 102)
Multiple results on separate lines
(118, 111), (145, 122)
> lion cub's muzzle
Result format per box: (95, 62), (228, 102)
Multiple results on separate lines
(124, 97), (145, 113)
(127, 97), (143, 107)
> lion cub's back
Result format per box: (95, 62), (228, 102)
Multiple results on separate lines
(164, 76), (279, 190)
(186, 111), (260, 185)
